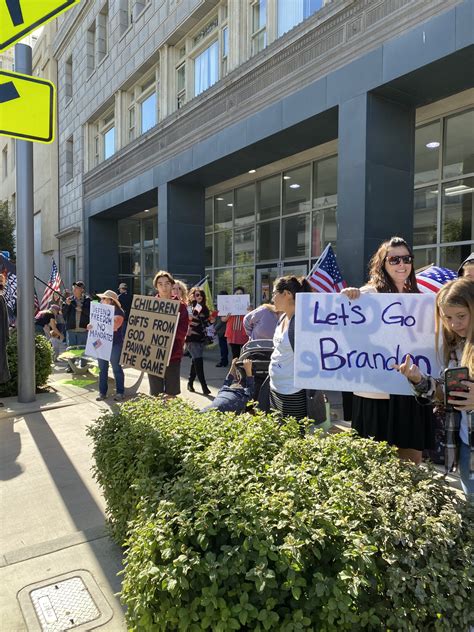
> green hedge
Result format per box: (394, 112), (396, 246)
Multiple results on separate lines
(88, 398), (474, 631)
(0, 331), (53, 396)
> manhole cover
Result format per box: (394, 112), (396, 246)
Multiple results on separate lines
(18, 570), (114, 631)
(30, 576), (100, 631)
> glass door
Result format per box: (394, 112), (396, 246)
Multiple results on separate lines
(256, 265), (280, 304)
(282, 262), (308, 278)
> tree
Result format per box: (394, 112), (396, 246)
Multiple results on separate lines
(0, 200), (15, 257)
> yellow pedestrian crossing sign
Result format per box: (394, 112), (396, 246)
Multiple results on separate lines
(0, 70), (55, 143)
(0, 1), (81, 53)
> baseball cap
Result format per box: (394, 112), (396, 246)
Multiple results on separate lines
(73, 281), (85, 288)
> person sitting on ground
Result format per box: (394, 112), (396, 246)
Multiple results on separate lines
(458, 253), (474, 280)
(200, 358), (254, 413)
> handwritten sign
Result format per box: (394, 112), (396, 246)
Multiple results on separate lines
(121, 295), (179, 378)
(85, 302), (114, 361)
(217, 294), (250, 315)
(294, 293), (440, 395)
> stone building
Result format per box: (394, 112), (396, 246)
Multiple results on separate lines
(53, 0), (474, 300)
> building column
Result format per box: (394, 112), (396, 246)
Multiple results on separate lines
(86, 217), (118, 293)
(158, 181), (205, 286)
(337, 93), (415, 286)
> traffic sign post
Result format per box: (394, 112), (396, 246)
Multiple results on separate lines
(15, 43), (35, 403)
(0, 0), (81, 52)
(0, 70), (55, 143)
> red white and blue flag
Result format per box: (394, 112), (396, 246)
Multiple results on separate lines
(416, 265), (457, 293)
(40, 258), (62, 310)
(307, 243), (347, 293)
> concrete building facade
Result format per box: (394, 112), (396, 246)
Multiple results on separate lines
(53, 0), (474, 300)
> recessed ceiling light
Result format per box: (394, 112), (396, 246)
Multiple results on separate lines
(289, 183), (300, 189)
(227, 203), (233, 207)
(144, 209), (149, 212)
(426, 141), (440, 149)
(283, 176), (291, 180)
(216, 197), (224, 200)
(248, 169), (256, 173)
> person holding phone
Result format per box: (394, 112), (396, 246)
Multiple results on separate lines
(341, 236), (434, 464)
(394, 277), (474, 503)
(186, 287), (211, 395)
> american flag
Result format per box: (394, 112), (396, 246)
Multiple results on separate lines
(307, 244), (347, 293)
(0, 253), (17, 314)
(40, 259), (62, 310)
(416, 265), (457, 293)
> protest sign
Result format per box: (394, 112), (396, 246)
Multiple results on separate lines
(294, 292), (440, 395)
(85, 302), (114, 361)
(217, 294), (250, 315)
(121, 295), (179, 377)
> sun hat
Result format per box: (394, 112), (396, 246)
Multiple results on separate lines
(97, 289), (121, 308)
(118, 282), (128, 289)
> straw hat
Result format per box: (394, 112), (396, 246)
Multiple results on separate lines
(97, 289), (121, 308)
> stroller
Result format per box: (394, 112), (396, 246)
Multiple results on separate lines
(235, 339), (274, 405)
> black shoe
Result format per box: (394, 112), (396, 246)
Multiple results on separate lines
(202, 387), (211, 396)
(65, 366), (73, 373)
(187, 382), (195, 392)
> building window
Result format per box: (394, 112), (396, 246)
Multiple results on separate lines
(87, 21), (96, 76)
(97, 2), (109, 63)
(177, 62), (186, 108)
(251, 0), (267, 55)
(65, 136), (74, 182)
(194, 40), (219, 97)
(119, 0), (129, 33)
(277, 0), (323, 36)
(65, 55), (73, 100)
(126, 71), (158, 140)
(104, 126), (115, 160)
(66, 256), (76, 288)
(2, 146), (7, 179)
(413, 108), (474, 269)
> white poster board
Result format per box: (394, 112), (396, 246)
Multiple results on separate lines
(85, 302), (115, 361)
(121, 295), (179, 378)
(217, 294), (250, 315)
(294, 293), (440, 395)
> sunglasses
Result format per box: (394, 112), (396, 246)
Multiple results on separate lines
(194, 292), (203, 297)
(386, 255), (414, 266)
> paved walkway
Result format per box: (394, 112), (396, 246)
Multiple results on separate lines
(0, 345), (461, 630)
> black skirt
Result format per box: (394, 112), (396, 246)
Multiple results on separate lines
(352, 394), (435, 451)
(269, 389), (307, 421)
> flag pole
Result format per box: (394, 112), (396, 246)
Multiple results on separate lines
(307, 243), (331, 279)
(34, 275), (68, 301)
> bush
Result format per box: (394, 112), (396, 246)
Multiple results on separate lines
(0, 331), (53, 396)
(89, 398), (474, 631)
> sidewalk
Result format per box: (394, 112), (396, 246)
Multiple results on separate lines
(0, 345), (461, 630)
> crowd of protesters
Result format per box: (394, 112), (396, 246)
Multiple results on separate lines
(0, 238), (473, 503)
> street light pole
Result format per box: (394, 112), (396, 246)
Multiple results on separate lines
(15, 43), (36, 403)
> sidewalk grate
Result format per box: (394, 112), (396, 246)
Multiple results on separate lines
(30, 577), (100, 631)
(18, 570), (115, 631)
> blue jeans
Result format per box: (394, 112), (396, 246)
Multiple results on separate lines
(459, 440), (474, 504)
(66, 330), (88, 347)
(98, 342), (125, 396)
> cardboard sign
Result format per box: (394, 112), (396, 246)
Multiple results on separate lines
(294, 292), (440, 395)
(85, 302), (114, 361)
(121, 295), (179, 377)
(217, 294), (250, 315)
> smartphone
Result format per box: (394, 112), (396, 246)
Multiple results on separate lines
(444, 367), (470, 410)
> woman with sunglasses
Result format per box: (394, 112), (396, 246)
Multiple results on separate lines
(186, 287), (211, 395)
(342, 236), (434, 464)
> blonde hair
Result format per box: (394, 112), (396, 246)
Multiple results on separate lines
(436, 278), (474, 376)
(173, 279), (189, 304)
